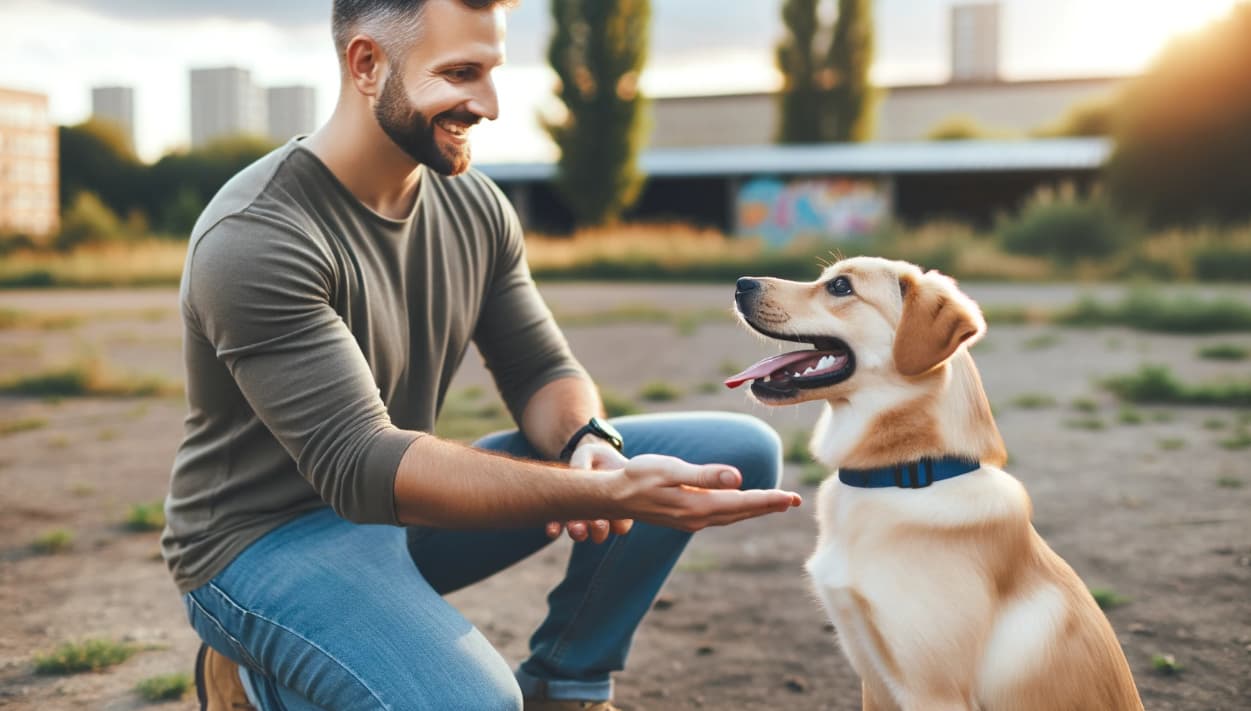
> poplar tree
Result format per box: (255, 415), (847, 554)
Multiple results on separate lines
(776, 0), (876, 143)
(545, 0), (651, 226)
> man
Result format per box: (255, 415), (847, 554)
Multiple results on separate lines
(162, 1), (800, 709)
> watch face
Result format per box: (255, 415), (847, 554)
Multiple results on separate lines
(590, 417), (624, 449)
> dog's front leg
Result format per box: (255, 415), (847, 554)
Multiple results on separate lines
(861, 680), (900, 711)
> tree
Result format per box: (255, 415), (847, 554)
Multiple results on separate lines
(1105, 4), (1251, 226)
(824, 0), (875, 142)
(776, 0), (823, 143)
(544, 0), (651, 227)
(776, 0), (876, 143)
(58, 120), (143, 216)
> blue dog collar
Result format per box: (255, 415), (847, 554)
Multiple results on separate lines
(839, 457), (981, 489)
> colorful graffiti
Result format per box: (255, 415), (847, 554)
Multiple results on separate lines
(736, 177), (889, 246)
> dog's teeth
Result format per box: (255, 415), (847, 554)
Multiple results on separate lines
(803, 366), (815, 375)
(763, 375), (771, 382)
(819, 355), (834, 369)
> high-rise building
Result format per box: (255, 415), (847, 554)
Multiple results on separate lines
(189, 67), (266, 148)
(266, 85), (317, 143)
(91, 85), (136, 151)
(951, 2), (1001, 83)
(0, 87), (58, 238)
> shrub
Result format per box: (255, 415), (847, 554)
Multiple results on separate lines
(55, 192), (125, 251)
(998, 188), (1136, 262)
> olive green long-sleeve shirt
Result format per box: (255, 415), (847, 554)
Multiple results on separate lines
(161, 140), (587, 594)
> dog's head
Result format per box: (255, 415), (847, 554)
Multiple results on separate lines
(727, 256), (986, 406)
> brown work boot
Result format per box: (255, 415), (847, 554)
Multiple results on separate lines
(194, 643), (257, 711)
(524, 701), (620, 711)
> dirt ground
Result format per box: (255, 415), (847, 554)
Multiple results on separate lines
(0, 282), (1249, 710)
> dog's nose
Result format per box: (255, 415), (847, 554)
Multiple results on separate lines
(736, 278), (761, 294)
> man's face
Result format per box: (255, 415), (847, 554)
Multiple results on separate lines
(373, 0), (505, 175)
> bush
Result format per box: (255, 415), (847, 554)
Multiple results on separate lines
(34, 639), (135, 674)
(1192, 244), (1251, 281)
(55, 192), (125, 250)
(998, 188), (1136, 262)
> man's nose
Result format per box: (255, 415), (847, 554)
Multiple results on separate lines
(467, 77), (499, 122)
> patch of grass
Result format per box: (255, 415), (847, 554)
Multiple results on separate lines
(638, 381), (682, 402)
(1157, 437), (1186, 451)
(800, 463), (829, 486)
(600, 389), (639, 418)
(1102, 365), (1251, 407)
(135, 673), (193, 702)
(1070, 397), (1099, 413)
(434, 389), (512, 442)
(1065, 417), (1105, 431)
(69, 482), (95, 496)
(676, 551), (720, 573)
(1197, 343), (1249, 361)
(1090, 588), (1130, 610)
(0, 358), (182, 399)
(1021, 332), (1061, 350)
(1219, 430), (1251, 450)
(1202, 418), (1227, 430)
(98, 428), (118, 442)
(695, 381), (720, 395)
(1217, 477), (1243, 489)
(0, 308), (82, 330)
(33, 639), (136, 674)
(0, 416), (47, 436)
(554, 304), (730, 335)
(1151, 411), (1175, 423)
(31, 529), (74, 554)
(124, 502), (166, 532)
(1151, 653), (1183, 675)
(1117, 407), (1144, 425)
(785, 431), (811, 464)
(1010, 393), (1057, 409)
(0, 240), (188, 289)
(1057, 291), (1251, 333)
(718, 359), (744, 377)
(46, 434), (70, 449)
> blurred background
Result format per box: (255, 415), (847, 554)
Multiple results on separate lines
(1, 2), (1249, 710)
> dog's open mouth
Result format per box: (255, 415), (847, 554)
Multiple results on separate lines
(724, 336), (855, 398)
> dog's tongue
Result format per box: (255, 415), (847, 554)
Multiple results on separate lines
(724, 351), (819, 389)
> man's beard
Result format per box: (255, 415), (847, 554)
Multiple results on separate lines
(374, 70), (476, 176)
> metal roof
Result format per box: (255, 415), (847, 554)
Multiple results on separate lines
(477, 137), (1111, 182)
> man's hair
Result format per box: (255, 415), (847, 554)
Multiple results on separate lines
(332, 0), (512, 68)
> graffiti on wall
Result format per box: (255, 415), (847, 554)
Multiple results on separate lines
(736, 178), (889, 247)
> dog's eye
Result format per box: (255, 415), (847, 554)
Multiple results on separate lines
(826, 276), (853, 297)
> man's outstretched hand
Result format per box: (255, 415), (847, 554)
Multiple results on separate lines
(549, 442), (802, 544)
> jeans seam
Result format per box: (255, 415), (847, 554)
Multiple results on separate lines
(543, 535), (629, 671)
(186, 590), (264, 671)
(206, 582), (391, 711)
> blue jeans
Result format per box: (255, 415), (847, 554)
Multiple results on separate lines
(182, 412), (782, 710)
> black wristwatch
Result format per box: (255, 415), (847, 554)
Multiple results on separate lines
(559, 417), (625, 461)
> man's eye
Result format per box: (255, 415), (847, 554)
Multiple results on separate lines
(826, 276), (853, 296)
(446, 68), (478, 82)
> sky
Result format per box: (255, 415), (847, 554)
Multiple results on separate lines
(0, 0), (1242, 163)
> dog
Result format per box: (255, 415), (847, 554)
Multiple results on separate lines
(726, 257), (1143, 711)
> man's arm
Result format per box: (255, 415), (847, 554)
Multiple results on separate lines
(519, 376), (602, 460)
(391, 435), (801, 531)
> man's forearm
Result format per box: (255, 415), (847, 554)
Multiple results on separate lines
(392, 434), (620, 528)
(520, 376), (603, 460)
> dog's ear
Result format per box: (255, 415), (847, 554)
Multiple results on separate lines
(892, 270), (985, 377)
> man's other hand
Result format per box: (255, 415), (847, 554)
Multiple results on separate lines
(548, 440), (632, 544)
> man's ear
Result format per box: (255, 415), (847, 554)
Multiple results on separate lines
(892, 270), (985, 376)
(345, 35), (386, 97)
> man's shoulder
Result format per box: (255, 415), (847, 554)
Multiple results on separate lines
(189, 141), (308, 243)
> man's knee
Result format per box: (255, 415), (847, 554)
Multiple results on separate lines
(716, 414), (783, 491)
